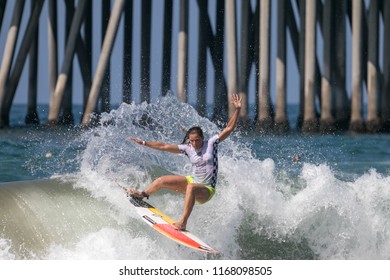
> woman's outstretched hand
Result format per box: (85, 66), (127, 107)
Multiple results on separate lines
(128, 137), (144, 145)
(231, 93), (242, 109)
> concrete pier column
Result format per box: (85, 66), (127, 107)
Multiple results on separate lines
(177, 0), (188, 103)
(319, 0), (335, 132)
(25, 5), (39, 125)
(0, 0), (43, 127)
(82, 0), (92, 109)
(256, 0), (273, 132)
(212, 0), (227, 123)
(333, 0), (350, 130)
(302, 0), (318, 133)
(61, 0), (75, 125)
(197, 0), (208, 117)
(275, 0), (289, 132)
(123, 0), (133, 104)
(237, 0), (250, 127)
(225, 0), (238, 118)
(297, 0), (305, 130)
(82, 0), (125, 126)
(161, 0), (173, 96)
(0, 0), (25, 120)
(381, 0), (390, 131)
(350, 0), (365, 132)
(366, 0), (381, 132)
(140, 0), (151, 103)
(48, 0), (58, 110)
(100, 0), (111, 113)
(0, 1), (7, 32)
(47, 0), (88, 124)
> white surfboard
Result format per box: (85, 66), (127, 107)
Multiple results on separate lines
(128, 195), (218, 253)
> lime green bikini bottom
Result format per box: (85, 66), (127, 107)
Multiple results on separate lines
(185, 176), (216, 204)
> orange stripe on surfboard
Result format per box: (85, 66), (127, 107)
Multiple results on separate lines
(153, 224), (217, 253)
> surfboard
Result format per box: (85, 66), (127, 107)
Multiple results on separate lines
(128, 195), (218, 253)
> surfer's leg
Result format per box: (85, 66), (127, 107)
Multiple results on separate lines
(128, 175), (187, 199)
(144, 175), (188, 196)
(173, 184), (211, 230)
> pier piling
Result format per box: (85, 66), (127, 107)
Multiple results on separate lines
(0, 0), (389, 133)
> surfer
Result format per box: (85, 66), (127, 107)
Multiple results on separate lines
(127, 93), (242, 230)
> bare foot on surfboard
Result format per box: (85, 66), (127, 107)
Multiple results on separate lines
(127, 189), (149, 199)
(173, 220), (187, 231)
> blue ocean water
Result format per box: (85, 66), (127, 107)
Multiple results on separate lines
(1, 96), (390, 260)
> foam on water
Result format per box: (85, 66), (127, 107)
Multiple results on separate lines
(51, 95), (246, 259)
(45, 228), (163, 259)
(3, 95), (390, 259)
(236, 162), (390, 259)
(0, 239), (15, 260)
(51, 95), (390, 260)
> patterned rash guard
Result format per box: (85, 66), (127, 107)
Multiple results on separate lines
(177, 135), (221, 188)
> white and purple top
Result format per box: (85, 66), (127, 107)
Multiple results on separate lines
(177, 135), (221, 188)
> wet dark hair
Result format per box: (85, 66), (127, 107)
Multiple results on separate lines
(181, 126), (204, 144)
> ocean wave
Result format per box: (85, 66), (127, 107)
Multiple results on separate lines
(2, 96), (390, 259)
